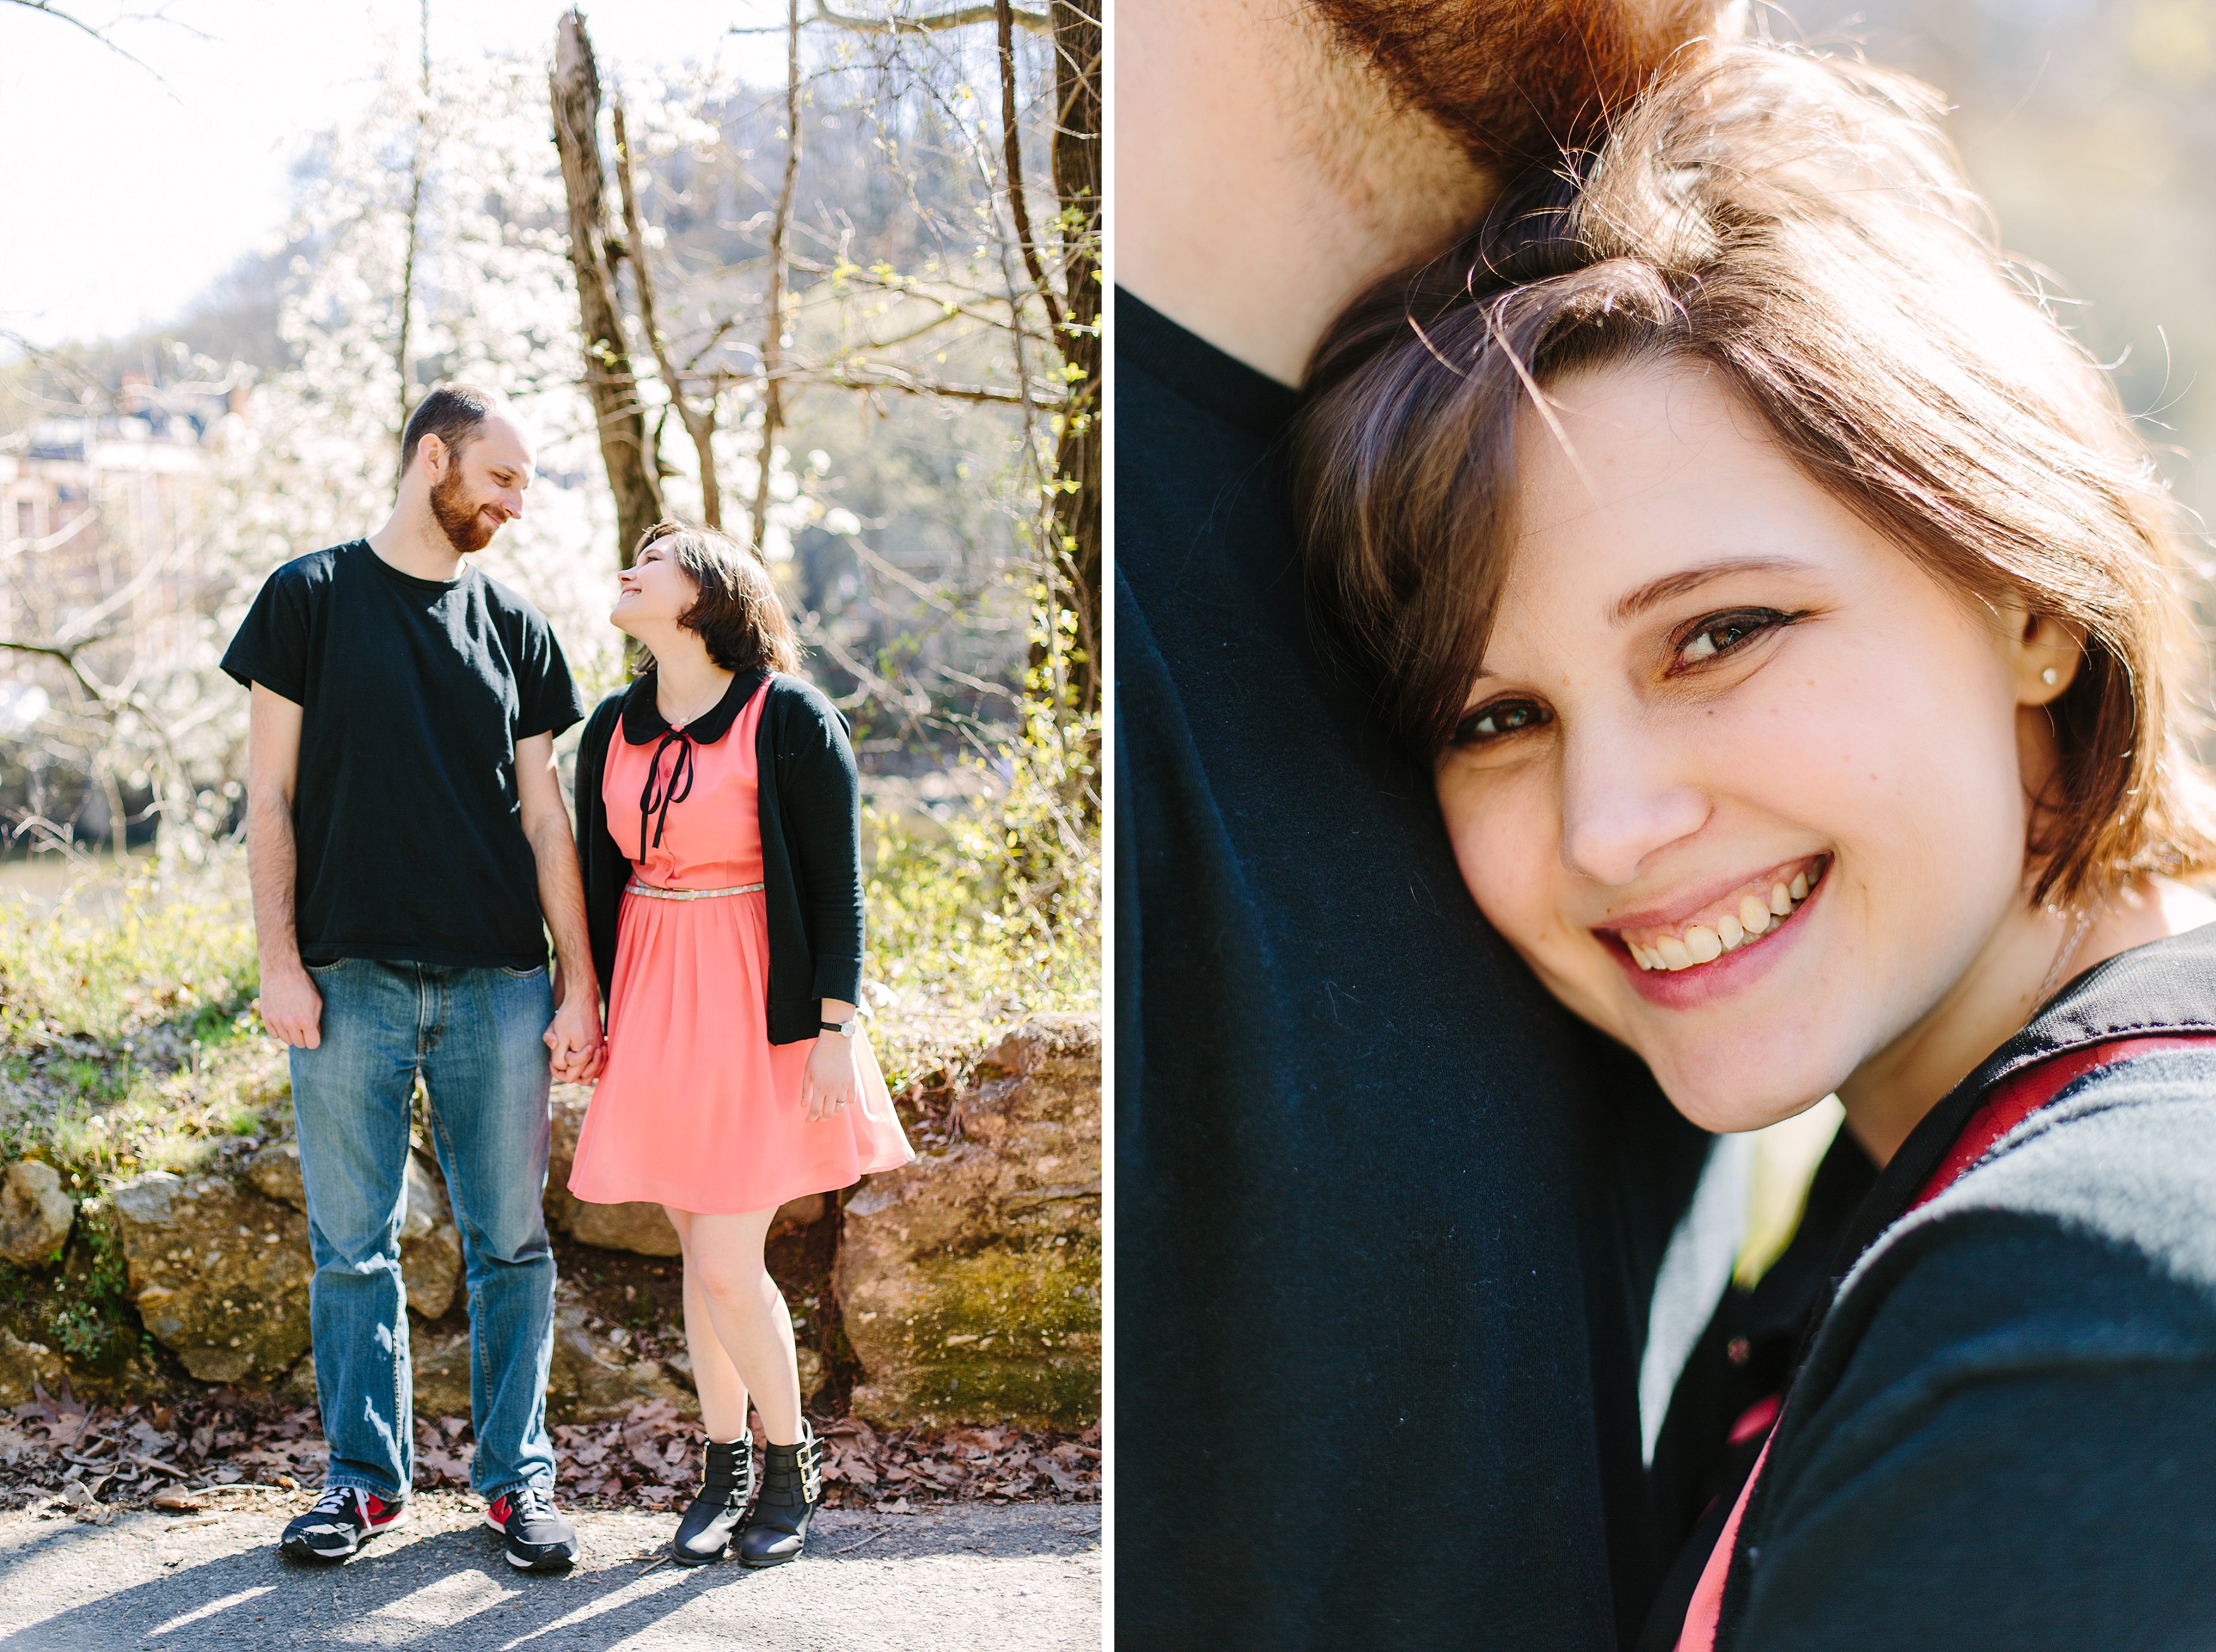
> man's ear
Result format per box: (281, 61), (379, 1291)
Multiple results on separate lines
(2005, 603), (2085, 707)
(417, 432), (448, 481)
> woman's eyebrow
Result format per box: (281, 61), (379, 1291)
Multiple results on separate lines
(1608, 555), (1812, 625)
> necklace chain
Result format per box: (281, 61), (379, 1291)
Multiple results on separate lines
(2035, 904), (2100, 1007)
(660, 676), (729, 729)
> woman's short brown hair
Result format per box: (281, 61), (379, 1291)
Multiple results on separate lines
(631, 520), (802, 677)
(1294, 42), (2216, 907)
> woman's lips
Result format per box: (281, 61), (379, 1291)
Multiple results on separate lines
(1602, 861), (1830, 1009)
(1599, 854), (1829, 973)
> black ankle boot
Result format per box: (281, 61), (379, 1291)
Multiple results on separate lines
(736, 1420), (821, 1568)
(670, 1436), (754, 1566)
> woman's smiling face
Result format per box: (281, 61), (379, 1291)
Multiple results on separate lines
(1439, 363), (2045, 1133)
(610, 536), (700, 636)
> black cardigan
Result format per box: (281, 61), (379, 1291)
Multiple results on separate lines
(574, 669), (864, 1045)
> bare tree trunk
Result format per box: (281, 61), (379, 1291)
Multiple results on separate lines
(751, 0), (803, 558)
(1049, 0), (1100, 722)
(394, 0), (431, 465)
(996, 0), (1059, 336)
(614, 101), (724, 529)
(552, 7), (663, 567)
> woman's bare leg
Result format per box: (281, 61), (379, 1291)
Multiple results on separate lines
(664, 1206), (751, 1442)
(677, 1207), (804, 1445)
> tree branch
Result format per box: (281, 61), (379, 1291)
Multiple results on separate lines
(0, 504), (101, 565)
(996, 0), (1060, 335)
(808, 367), (1033, 405)
(0, 0), (169, 86)
(394, 0), (431, 458)
(551, 6), (664, 564)
(751, 0), (804, 557)
(793, 259), (1054, 345)
(614, 99), (724, 529)
(729, 1), (1047, 37)
(0, 633), (117, 709)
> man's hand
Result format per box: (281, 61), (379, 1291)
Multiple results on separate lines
(800, 1031), (859, 1124)
(259, 959), (324, 1049)
(544, 974), (604, 1085)
(517, 729), (604, 1086)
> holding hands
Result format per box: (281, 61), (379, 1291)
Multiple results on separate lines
(545, 964), (606, 1085)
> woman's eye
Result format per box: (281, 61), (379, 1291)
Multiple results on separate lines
(1674, 610), (1787, 669)
(1453, 698), (1552, 746)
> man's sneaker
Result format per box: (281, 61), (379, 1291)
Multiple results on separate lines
(279, 1486), (407, 1563)
(484, 1485), (578, 1572)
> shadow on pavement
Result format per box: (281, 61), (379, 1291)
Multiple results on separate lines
(0, 1506), (1096, 1651)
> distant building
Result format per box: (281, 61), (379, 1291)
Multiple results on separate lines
(0, 372), (236, 846)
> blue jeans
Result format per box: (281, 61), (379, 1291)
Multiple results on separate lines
(290, 959), (557, 1502)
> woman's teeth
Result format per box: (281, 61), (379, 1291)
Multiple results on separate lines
(1622, 860), (1824, 972)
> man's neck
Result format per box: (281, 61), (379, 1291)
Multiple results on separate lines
(1116, 0), (1495, 387)
(367, 504), (466, 583)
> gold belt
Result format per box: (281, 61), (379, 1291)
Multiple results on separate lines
(624, 880), (765, 901)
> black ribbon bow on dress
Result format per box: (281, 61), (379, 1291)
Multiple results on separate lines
(638, 728), (696, 863)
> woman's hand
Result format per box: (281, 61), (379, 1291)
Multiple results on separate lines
(802, 1014), (860, 1123)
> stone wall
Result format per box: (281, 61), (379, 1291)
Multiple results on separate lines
(0, 1013), (1103, 1434)
(835, 1015), (1102, 1430)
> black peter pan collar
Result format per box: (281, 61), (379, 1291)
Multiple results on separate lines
(619, 668), (769, 747)
(619, 669), (770, 863)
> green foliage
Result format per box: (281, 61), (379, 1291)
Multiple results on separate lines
(0, 864), (257, 1047)
(0, 860), (288, 1382)
(48, 1201), (134, 1368)
(0, 1198), (138, 1373)
(862, 1237), (1103, 1429)
(0, 857), (280, 1197)
(865, 706), (1100, 1018)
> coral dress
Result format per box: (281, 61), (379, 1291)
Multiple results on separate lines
(567, 683), (912, 1214)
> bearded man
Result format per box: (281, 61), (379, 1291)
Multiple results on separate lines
(1117, 4), (1726, 1644)
(223, 384), (601, 1573)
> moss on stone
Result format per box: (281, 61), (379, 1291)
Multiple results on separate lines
(859, 1239), (1101, 1428)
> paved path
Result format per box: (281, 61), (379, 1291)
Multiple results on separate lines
(0, 1493), (1100, 1650)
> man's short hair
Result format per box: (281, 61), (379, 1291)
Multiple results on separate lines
(400, 384), (505, 475)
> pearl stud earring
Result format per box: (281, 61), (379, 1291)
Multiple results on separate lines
(2041, 667), (2060, 686)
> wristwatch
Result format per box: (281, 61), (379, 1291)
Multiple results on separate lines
(820, 1017), (857, 1039)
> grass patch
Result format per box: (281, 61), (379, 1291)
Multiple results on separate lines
(0, 851), (279, 1193)
(864, 793), (1099, 1035)
(0, 861), (256, 1049)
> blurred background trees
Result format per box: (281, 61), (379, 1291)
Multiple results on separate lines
(1783, 0), (2216, 585)
(0, 0), (1099, 1013)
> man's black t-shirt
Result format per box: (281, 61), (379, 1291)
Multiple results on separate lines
(1115, 291), (1706, 1649)
(222, 541), (585, 970)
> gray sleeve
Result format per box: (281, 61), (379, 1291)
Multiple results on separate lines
(1734, 1216), (2216, 1651)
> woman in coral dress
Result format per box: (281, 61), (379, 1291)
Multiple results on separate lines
(567, 520), (910, 1568)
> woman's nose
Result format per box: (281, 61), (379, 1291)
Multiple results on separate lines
(1556, 725), (1710, 888)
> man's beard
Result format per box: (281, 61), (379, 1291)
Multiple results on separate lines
(1306, 0), (1716, 171)
(429, 466), (498, 554)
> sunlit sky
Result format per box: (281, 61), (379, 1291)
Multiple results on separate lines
(0, 0), (791, 350)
